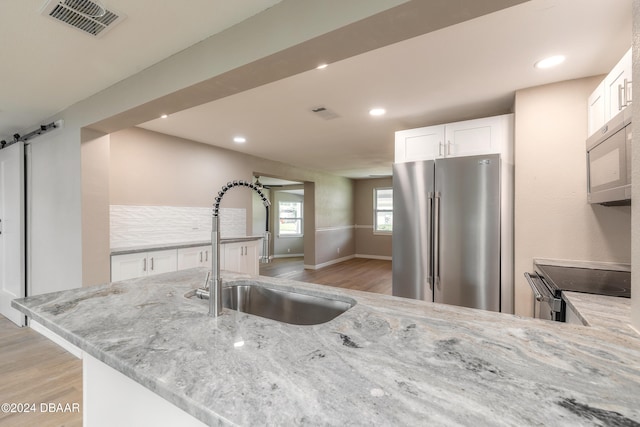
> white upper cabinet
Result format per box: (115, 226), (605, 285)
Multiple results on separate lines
(587, 81), (606, 137)
(588, 47), (632, 137)
(394, 125), (445, 162)
(395, 114), (513, 163)
(604, 48), (632, 120)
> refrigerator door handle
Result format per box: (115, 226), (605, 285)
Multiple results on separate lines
(433, 191), (441, 289)
(427, 192), (434, 290)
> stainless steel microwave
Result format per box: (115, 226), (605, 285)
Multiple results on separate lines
(586, 107), (632, 206)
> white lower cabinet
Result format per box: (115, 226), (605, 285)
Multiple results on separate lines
(111, 240), (261, 281)
(221, 240), (259, 275)
(111, 249), (177, 282)
(177, 245), (212, 270)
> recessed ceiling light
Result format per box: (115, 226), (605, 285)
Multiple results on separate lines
(233, 136), (246, 144)
(160, 114), (168, 119)
(534, 55), (566, 69)
(316, 63), (328, 70)
(369, 108), (386, 116)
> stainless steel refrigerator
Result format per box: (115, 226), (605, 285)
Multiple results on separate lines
(392, 154), (501, 312)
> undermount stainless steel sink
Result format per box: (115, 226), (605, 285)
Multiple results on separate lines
(194, 281), (355, 325)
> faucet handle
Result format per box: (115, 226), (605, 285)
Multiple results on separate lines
(203, 271), (211, 290)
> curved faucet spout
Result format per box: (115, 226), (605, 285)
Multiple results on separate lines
(209, 180), (271, 317)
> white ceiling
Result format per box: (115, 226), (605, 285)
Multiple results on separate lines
(0, 0), (281, 139)
(1, 0), (632, 179)
(138, 0), (631, 178)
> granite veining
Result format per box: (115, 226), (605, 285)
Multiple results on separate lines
(12, 269), (640, 426)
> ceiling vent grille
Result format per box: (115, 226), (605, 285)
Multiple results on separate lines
(40, 0), (126, 38)
(310, 106), (340, 120)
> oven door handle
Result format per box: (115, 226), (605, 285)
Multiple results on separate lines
(524, 272), (563, 312)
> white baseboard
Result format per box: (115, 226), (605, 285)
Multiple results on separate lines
(304, 255), (355, 270)
(355, 254), (392, 261)
(272, 254), (304, 259)
(30, 319), (83, 359)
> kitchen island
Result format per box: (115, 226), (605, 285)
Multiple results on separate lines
(12, 269), (640, 426)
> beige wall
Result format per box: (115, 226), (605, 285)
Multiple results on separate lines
(354, 177), (393, 258)
(514, 77), (632, 317)
(81, 126), (356, 284)
(81, 130), (111, 286)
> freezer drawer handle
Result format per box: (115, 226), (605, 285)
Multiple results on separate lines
(524, 272), (562, 312)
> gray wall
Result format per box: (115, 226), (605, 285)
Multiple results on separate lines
(354, 177), (393, 259)
(514, 77), (632, 317)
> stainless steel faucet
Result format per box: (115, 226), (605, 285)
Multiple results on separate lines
(209, 180), (271, 317)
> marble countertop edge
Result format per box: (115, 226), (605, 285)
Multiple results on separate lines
(534, 257), (631, 272)
(111, 236), (264, 256)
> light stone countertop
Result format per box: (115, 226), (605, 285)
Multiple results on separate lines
(111, 236), (263, 256)
(563, 291), (637, 337)
(12, 269), (640, 426)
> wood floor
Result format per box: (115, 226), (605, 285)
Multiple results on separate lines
(0, 316), (82, 427)
(260, 256), (392, 295)
(0, 256), (390, 427)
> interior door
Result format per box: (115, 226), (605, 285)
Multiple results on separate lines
(0, 142), (26, 326)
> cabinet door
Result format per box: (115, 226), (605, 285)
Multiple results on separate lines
(177, 247), (203, 270)
(604, 48), (632, 120)
(241, 241), (259, 276)
(395, 125), (445, 162)
(587, 81), (606, 137)
(200, 246), (211, 267)
(445, 116), (503, 157)
(147, 249), (177, 276)
(177, 246), (211, 269)
(111, 253), (147, 281)
(222, 242), (244, 273)
(222, 241), (259, 275)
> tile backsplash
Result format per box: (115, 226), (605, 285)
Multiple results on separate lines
(110, 205), (246, 248)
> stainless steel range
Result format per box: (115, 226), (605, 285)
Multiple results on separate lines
(524, 262), (631, 322)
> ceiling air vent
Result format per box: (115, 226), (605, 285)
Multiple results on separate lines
(310, 106), (340, 120)
(40, 0), (126, 38)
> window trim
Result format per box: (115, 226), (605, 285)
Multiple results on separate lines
(373, 187), (393, 235)
(277, 200), (304, 238)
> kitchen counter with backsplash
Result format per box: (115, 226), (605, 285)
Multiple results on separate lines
(12, 269), (640, 426)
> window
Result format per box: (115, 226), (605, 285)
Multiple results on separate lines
(278, 201), (303, 236)
(374, 188), (393, 233)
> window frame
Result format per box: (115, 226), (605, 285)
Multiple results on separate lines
(373, 187), (393, 235)
(277, 200), (304, 238)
